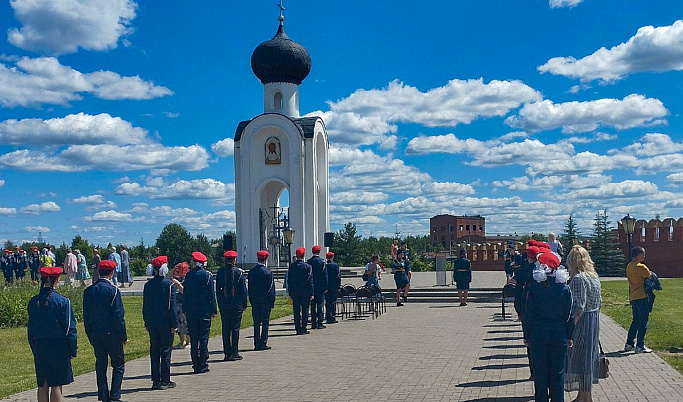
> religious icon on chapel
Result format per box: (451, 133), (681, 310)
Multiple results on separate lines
(265, 137), (281, 165)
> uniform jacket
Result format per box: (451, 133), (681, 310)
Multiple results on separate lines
(28, 253), (41, 270)
(216, 264), (248, 311)
(83, 278), (127, 342)
(182, 267), (217, 319)
(13, 252), (27, 271)
(325, 260), (341, 293)
(27, 288), (78, 357)
(143, 276), (178, 329)
(248, 263), (275, 307)
(522, 279), (574, 341)
(287, 259), (314, 299)
(0, 254), (10, 270)
(307, 255), (327, 294)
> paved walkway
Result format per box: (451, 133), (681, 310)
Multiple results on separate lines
(9, 273), (683, 401)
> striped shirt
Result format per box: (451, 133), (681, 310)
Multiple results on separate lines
(569, 272), (601, 316)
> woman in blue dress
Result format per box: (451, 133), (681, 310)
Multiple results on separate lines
(392, 252), (409, 307)
(523, 246), (574, 402)
(27, 266), (78, 402)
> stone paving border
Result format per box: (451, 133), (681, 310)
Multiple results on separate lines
(8, 273), (683, 401)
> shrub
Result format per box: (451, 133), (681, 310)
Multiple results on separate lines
(0, 279), (85, 328)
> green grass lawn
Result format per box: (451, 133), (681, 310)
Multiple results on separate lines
(601, 278), (683, 374)
(0, 295), (293, 399)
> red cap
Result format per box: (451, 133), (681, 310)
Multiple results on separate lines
(224, 250), (238, 258)
(295, 247), (306, 258)
(98, 260), (117, 272)
(31, 246), (38, 250)
(191, 251), (207, 263)
(173, 262), (190, 278)
(39, 266), (63, 278)
(526, 246), (541, 260)
(151, 256), (168, 267)
(256, 250), (270, 260)
(527, 239), (538, 247)
(325, 252), (334, 259)
(538, 252), (560, 270)
(537, 242), (551, 249)
(312, 245), (321, 253)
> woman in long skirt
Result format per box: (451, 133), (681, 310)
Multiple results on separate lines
(565, 245), (602, 402)
(27, 266), (78, 402)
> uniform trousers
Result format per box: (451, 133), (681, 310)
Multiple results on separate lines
(15, 266), (25, 279)
(251, 303), (271, 348)
(220, 307), (243, 357)
(187, 316), (211, 372)
(292, 295), (310, 334)
(2, 268), (12, 283)
(528, 328), (568, 402)
(148, 325), (173, 384)
(325, 291), (337, 322)
(30, 267), (40, 282)
(90, 332), (125, 401)
(310, 291), (325, 327)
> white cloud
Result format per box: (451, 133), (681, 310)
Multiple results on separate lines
(0, 207), (16, 214)
(163, 112), (179, 118)
(549, 0), (584, 8)
(84, 210), (133, 221)
(622, 133), (683, 156)
(0, 113), (151, 146)
(331, 191), (389, 205)
(667, 172), (683, 184)
(0, 144), (209, 172)
(0, 179), (4, 187)
(0, 57), (171, 108)
(405, 133), (490, 155)
(566, 132), (617, 144)
(330, 153), (431, 195)
(307, 78), (541, 146)
(538, 20), (683, 83)
(505, 94), (668, 133)
(115, 178), (234, 201)
(211, 137), (235, 157)
(8, 0), (138, 54)
(70, 195), (106, 204)
(421, 182), (475, 196)
(565, 180), (659, 199)
(25, 226), (49, 233)
(172, 210), (236, 235)
(21, 201), (60, 215)
(492, 177), (531, 191)
(499, 131), (529, 141)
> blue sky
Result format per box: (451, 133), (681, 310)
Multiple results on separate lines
(0, 0), (682, 247)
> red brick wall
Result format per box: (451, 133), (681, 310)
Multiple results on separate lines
(617, 219), (683, 278)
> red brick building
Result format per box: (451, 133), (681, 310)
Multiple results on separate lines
(617, 217), (683, 277)
(430, 214), (486, 249)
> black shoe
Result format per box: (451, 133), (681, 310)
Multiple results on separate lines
(402, 295), (407, 302)
(223, 355), (232, 361)
(327, 319), (338, 324)
(396, 302), (404, 306)
(302, 330), (310, 334)
(317, 324), (326, 329)
(230, 354), (243, 361)
(459, 302), (466, 306)
(151, 382), (163, 390)
(162, 381), (176, 389)
(193, 368), (210, 374)
(262, 345), (271, 350)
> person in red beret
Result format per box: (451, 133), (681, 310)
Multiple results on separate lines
(324, 252), (341, 324)
(27, 266), (77, 402)
(216, 250), (247, 360)
(143, 256), (178, 390)
(287, 247), (314, 334)
(248, 250), (275, 350)
(307, 245), (327, 329)
(183, 251), (216, 374)
(1, 248), (13, 284)
(83, 260), (128, 402)
(28, 246), (41, 284)
(523, 248), (573, 402)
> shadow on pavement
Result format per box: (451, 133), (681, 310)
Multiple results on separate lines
(483, 344), (525, 349)
(461, 397), (533, 402)
(456, 379), (528, 388)
(484, 336), (523, 342)
(479, 354), (527, 360)
(472, 363), (529, 371)
(487, 329), (522, 334)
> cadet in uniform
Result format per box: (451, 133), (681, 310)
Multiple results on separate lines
(324, 252), (340, 324)
(14, 246), (27, 281)
(453, 249), (472, 306)
(307, 245), (327, 329)
(248, 250), (275, 350)
(83, 260), (128, 402)
(28, 246), (41, 284)
(143, 256), (178, 390)
(523, 248), (574, 402)
(183, 251), (216, 374)
(27, 266), (77, 402)
(1, 249), (11, 283)
(287, 248), (314, 335)
(216, 250), (247, 361)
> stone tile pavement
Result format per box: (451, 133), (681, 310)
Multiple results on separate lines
(8, 272), (683, 401)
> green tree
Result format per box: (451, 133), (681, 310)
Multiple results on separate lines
(590, 210), (625, 277)
(193, 234), (216, 270)
(560, 214), (581, 247)
(332, 222), (363, 267)
(156, 224), (194, 267)
(71, 235), (94, 265)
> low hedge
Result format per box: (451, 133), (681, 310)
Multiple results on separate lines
(0, 278), (85, 328)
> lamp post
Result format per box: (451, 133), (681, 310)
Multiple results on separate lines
(621, 214), (636, 262)
(283, 227), (295, 261)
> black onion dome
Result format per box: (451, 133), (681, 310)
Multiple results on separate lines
(251, 25), (311, 85)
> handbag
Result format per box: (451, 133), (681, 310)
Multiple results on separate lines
(598, 341), (610, 379)
(362, 272), (369, 281)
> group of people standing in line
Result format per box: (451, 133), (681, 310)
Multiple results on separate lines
(25, 244), (343, 402)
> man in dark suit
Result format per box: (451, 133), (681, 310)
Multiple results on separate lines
(248, 250), (275, 351)
(216, 250), (247, 360)
(324, 252), (341, 324)
(183, 251), (216, 374)
(287, 248), (314, 335)
(143, 256), (178, 390)
(83, 260), (128, 402)
(307, 245), (327, 329)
